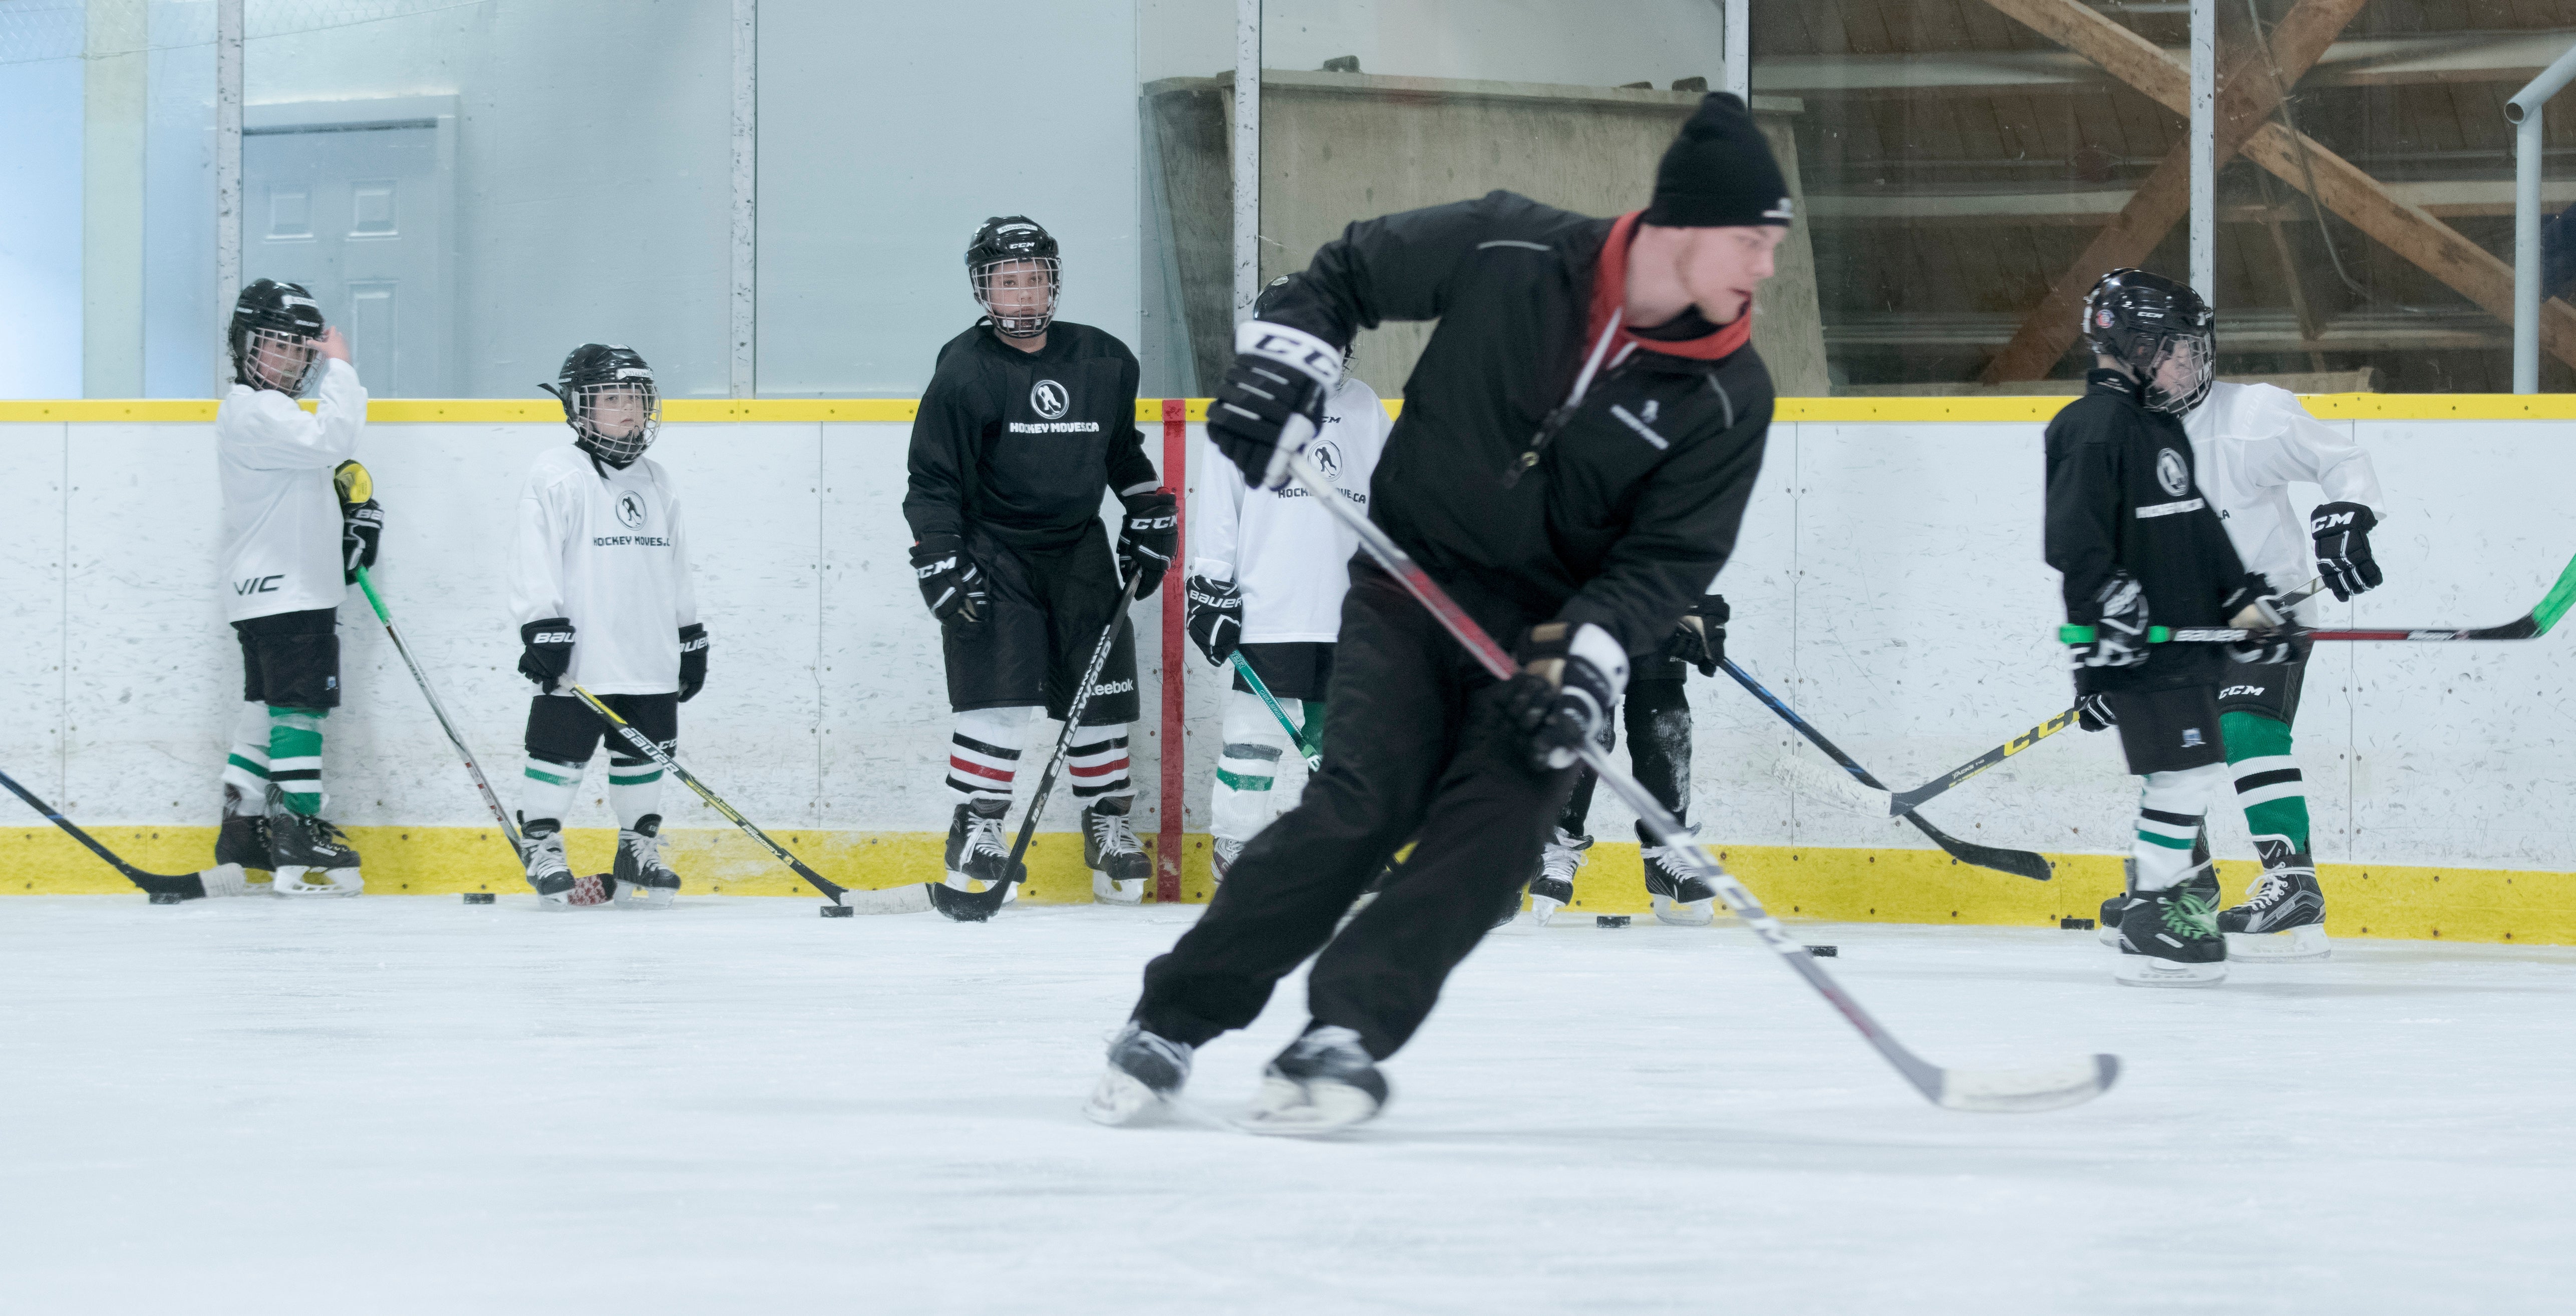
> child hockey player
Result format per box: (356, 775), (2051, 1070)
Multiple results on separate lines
(904, 216), (1177, 905)
(2049, 269), (2291, 988)
(1090, 95), (1785, 1130)
(507, 345), (704, 910)
(1527, 589), (1726, 926)
(1186, 278), (1388, 882)
(214, 278), (378, 896)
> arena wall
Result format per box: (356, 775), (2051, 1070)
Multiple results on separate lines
(2, 396), (2569, 944)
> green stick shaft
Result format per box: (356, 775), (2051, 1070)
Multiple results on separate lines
(1227, 650), (1321, 770)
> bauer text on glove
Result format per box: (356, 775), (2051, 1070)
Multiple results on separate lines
(1185, 574), (1243, 666)
(519, 618), (575, 694)
(678, 622), (708, 702)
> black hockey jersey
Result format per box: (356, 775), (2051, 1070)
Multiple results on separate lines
(903, 321), (1160, 553)
(2044, 369), (2253, 691)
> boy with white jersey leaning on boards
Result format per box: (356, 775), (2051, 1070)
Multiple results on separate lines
(507, 345), (707, 910)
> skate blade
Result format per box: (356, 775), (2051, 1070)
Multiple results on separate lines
(2225, 924), (2331, 961)
(271, 867), (363, 897)
(2097, 924), (2127, 949)
(1081, 1069), (1174, 1127)
(1240, 1077), (1383, 1136)
(618, 886), (678, 909)
(196, 864), (255, 899)
(1092, 873), (1147, 906)
(1528, 896), (1565, 927)
(1651, 894), (1715, 927)
(2113, 955), (2228, 988)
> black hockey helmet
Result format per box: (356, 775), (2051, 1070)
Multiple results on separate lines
(229, 278), (328, 394)
(541, 344), (660, 467)
(966, 215), (1060, 339)
(2082, 268), (2214, 414)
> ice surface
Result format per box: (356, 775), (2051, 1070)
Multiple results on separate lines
(2, 896), (2570, 1314)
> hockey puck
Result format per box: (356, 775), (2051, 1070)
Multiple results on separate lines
(1596, 914), (1630, 928)
(2061, 916), (2095, 930)
(462, 892), (496, 905)
(1805, 944), (1838, 957)
(148, 890), (186, 905)
(819, 903), (853, 918)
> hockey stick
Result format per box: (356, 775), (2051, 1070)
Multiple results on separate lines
(996, 568), (1151, 882)
(353, 566), (522, 854)
(1282, 449), (2115, 1113)
(1716, 660), (2052, 881)
(1228, 650), (1322, 770)
(2059, 559), (2576, 643)
(1885, 709), (2082, 817)
(0, 768), (251, 901)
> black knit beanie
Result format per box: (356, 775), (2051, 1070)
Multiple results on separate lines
(1641, 93), (1792, 228)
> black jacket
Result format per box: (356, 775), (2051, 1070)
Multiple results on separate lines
(902, 321), (1159, 554)
(1257, 191), (1774, 659)
(2044, 369), (2251, 691)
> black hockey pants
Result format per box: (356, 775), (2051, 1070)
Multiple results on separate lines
(1133, 566), (1578, 1060)
(1556, 672), (1692, 841)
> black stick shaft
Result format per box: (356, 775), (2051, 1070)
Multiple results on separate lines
(1003, 569), (1147, 873)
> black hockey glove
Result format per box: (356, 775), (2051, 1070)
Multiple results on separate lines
(1117, 490), (1180, 600)
(2222, 579), (2296, 665)
(678, 622), (708, 702)
(2309, 501), (2382, 601)
(340, 499), (383, 583)
(1207, 321), (1339, 489)
(1661, 594), (1729, 677)
(2071, 572), (2150, 670)
(519, 617), (575, 694)
(910, 535), (988, 628)
(1501, 621), (1630, 771)
(2076, 692), (2117, 733)
(1185, 574), (1243, 667)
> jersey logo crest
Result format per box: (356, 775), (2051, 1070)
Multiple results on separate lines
(1311, 439), (1344, 483)
(2155, 448), (2190, 497)
(615, 491), (647, 529)
(1030, 379), (1070, 420)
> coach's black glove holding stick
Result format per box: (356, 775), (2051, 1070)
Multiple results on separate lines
(678, 622), (708, 702)
(1185, 575), (1243, 666)
(910, 534), (987, 628)
(519, 618), (574, 693)
(1662, 594), (1729, 676)
(1117, 490), (1179, 599)
(1503, 621), (1630, 770)
(2309, 501), (2382, 600)
(1207, 321), (1339, 488)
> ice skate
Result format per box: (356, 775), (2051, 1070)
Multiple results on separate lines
(612, 813), (680, 908)
(1527, 828), (1589, 926)
(2100, 838), (2212, 947)
(265, 788), (362, 896)
(1210, 836), (1243, 883)
(2220, 847), (2329, 961)
(519, 815), (608, 909)
(1084, 797), (1151, 905)
(2112, 881), (2227, 988)
(1082, 1021), (1194, 1126)
(1243, 1026), (1388, 1136)
(943, 799), (1021, 901)
(1643, 827), (1715, 926)
(214, 788), (272, 882)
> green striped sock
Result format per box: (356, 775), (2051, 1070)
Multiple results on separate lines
(2221, 710), (2309, 853)
(267, 706), (328, 816)
(1215, 767), (1274, 792)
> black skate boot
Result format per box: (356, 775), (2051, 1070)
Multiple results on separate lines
(943, 799), (1022, 900)
(1644, 826), (1715, 926)
(1244, 1026), (1389, 1136)
(1527, 828), (1590, 926)
(613, 813), (680, 909)
(2220, 842), (2329, 961)
(265, 786), (362, 896)
(1081, 1021), (1195, 1126)
(1083, 796), (1152, 905)
(2100, 830), (2213, 946)
(519, 814), (607, 909)
(215, 786), (272, 882)
(2112, 879), (2227, 988)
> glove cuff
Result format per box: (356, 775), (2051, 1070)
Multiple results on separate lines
(1235, 319), (1342, 388)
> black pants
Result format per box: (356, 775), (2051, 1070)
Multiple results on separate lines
(941, 526), (1140, 725)
(1556, 667), (1691, 842)
(1134, 567), (1576, 1060)
(235, 607), (340, 710)
(525, 692), (678, 768)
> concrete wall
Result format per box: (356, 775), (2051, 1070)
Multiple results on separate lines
(2, 411), (2569, 885)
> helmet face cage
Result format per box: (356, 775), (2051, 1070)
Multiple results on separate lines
(237, 325), (320, 394)
(570, 374), (660, 465)
(2139, 330), (2214, 415)
(971, 256), (1060, 338)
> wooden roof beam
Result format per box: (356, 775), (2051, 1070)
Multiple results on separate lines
(1752, 31), (2576, 99)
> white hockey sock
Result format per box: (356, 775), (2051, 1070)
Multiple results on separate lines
(2132, 762), (2227, 890)
(221, 701), (270, 808)
(608, 757), (664, 830)
(1068, 726), (1132, 803)
(1212, 689), (1299, 842)
(947, 706), (1033, 806)
(521, 754), (585, 823)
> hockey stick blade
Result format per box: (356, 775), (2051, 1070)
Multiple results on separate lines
(1887, 709), (2081, 817)
(1283, 452), (2115, 1114)
(0, 769), (254, 900)
(1716, 660), (2051, 880)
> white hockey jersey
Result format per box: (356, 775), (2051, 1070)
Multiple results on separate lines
(216, 358), (367, 622)
(507, 445), (699, 695)
(1191, 375), (1390, 643)
(2183, 382), (2388, 621)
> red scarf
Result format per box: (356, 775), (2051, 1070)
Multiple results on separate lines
(1584, 210), (1754, 363)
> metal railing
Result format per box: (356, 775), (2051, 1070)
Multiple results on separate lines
(2507, 41), (2576, 393)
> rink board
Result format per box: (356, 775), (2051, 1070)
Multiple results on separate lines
(3, 395), (2574, 944)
